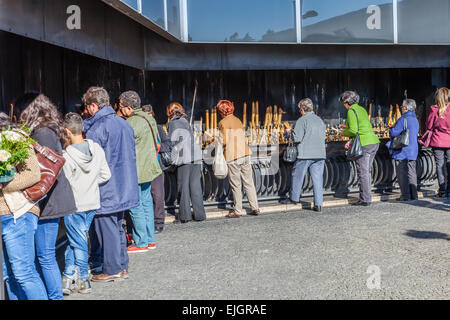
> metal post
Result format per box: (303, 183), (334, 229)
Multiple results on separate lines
(295, 0), (302, 43)
(0, 221), (4, 300)
(180, 0), (189, 42)
(393, 0), (398, 44)
(164, 0), (168, 31)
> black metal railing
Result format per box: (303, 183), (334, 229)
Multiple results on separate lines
(164, 144), (436, 207)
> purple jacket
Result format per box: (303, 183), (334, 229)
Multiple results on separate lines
(426, 105), (450, 148)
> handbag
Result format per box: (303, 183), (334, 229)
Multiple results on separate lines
(159, 125), (176, 171)
(213, 139), (228, 179)
(418, 120), (435, 148)
(283, 131), (298, 163)
(392, 118), (409, 150)
(160, 150), (174, 168)
(345, 109), (364, 161)
(23, 142), (66, 202)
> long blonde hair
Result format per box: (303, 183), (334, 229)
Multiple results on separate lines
(436, 87), (450, 117)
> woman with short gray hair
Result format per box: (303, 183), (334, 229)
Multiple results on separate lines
(339, 91), (360, 106)
(388, 99), (420, 201)
(298, 98), (315, 113)
(339, 90), (380, 206)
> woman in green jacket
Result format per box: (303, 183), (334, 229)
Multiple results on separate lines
(339, 91), (380, 206)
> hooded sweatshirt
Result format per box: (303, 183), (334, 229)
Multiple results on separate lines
(63, 139), (111, 213)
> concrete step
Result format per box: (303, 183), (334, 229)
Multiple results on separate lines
(164, 189), (438, 223)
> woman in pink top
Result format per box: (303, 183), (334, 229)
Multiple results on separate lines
(425, 87), (450, 197)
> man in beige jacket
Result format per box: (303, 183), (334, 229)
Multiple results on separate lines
(217, 100), (260, 218)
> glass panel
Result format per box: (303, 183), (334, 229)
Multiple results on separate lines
(398, 0), (450, 43)
(167, 0), (181, 38)
(187, 0), (296, 42)
(121, 0), (139, 11)
(142, 0), (165, 29)
(301, 0), (394, 43)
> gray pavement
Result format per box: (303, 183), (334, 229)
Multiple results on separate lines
(65, 196), (450, 300)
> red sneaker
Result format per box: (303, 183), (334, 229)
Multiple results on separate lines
(126, 245), (148, 253)
(148, 243), (156, 250)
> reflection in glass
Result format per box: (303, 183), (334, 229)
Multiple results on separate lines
(301, 0), (394, 43)
(167, 0), (181, 38)
(121, 0), (139, 11)
(142, 0), (165, 29)
(398, 0), (450, 43)
(187, 0), (296, 42)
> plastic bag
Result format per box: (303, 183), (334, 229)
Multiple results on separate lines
(213, 140), (228, 179)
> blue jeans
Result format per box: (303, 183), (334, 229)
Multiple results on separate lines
(1, 213), (48, 300)
(129, 182), (155, 247)
(35, 218), (63, 300)
(290, 159), (325, 207)
(64, 211), (96, 280)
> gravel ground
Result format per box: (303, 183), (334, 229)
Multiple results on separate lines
(65, 197), (449, 300)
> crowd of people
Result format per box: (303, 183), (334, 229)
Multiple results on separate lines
(0, 86), (262, 300)
(282, 88), (450, 209)
(0, 85), (448, 300)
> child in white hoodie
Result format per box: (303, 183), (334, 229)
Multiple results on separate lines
(61, 113), (111, 295)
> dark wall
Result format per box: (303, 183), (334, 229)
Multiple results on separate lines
(1, 31), (448, 129)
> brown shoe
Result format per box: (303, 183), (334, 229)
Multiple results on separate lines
(248, 210), (260, 216)
(226, 213), (241, 218)
(91, 273), (122, 282)
(120, 270), (129, 279)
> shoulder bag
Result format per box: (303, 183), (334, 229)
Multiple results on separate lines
(392, 117), (409, 150)
(345, 109), (364, 161)
(283, 131), (298, 163)
(23, 143), (66, 202)
(418, 117), (435, 148)
(213, 139), (228, 179)
(132, 114), (161, 154)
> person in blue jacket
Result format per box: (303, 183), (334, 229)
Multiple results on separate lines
(388, 99), (420, 201)
(82, 87), (139, 282)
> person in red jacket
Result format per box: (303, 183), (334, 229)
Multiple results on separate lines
(425, 87), (450, 197)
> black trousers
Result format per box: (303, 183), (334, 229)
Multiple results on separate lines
(395, 160), (418, 200)
(176, 163), (206, 222)
(432, 147), (450, 194)
(151, 173), (166, 228)
(90, 212), (129, 275)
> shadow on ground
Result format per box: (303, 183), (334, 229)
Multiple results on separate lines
(404, 230), (450, 241)
(402, 199), (450, 212)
